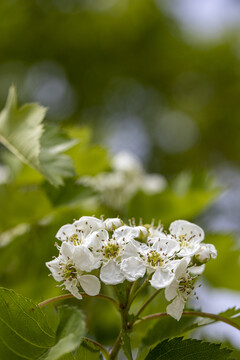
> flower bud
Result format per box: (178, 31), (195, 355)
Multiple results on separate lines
(104, 218), (124, 231)
(195, 244), (217, 264)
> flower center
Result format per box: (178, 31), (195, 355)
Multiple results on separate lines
(103, 243), (120, 259)
(178, 275), (195, 298)
(147, 250), (164, 267)
(61, 262), (77, 281)
(69, 234), (80, 246)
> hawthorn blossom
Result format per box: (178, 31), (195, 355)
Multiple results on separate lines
(79, 151), (166, 209)
(47, 215), (216, 316)
(121, 233), (180, 288)
(46, 242), (101, 299)
(165, 258), (205, 321)
(55, 216), (104, 245)
(169, 220), (204, 257)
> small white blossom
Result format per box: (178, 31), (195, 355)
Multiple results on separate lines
(170, 220), (204, 257)
(56, 216), (104, 245)
(46, 242), (101, 299)
(165, 258), (205, 321)
(96, 225), (148, 285)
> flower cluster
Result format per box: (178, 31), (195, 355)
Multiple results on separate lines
(46, 216), (217, 320)
(79, 151), (166, 209)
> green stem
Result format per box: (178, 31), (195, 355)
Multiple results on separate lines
(127, 276), (150, 309)
(128, 280), (139, 306)
(133, 311), (240, 332)
(128, 289), (162, 328)
(83, 337), (111, 360)
(110, 283), (133, 359)
(109, 333), (122, 360)
(38, 293), (118, 309)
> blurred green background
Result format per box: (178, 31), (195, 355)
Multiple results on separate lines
(0, 0), (240, 352)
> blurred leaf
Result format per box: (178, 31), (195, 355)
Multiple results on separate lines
(42, 180), (95, 208)
(66, 127), (110, 176)
(75, 339), (100, 360)
(121, 332), (133, 360)
(128, 187), (217, 226)
(204, 234), (240, 291)
(0, 287), (55, 359)
(0, 184), (52, 233)
(0, 87), (76, 186)
(45, 305), (85, 360)
(144, 337), (232, 360)
(57, 354), (75, 360)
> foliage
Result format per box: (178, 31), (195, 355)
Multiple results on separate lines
(144, 338), (232, 360)
(0, 90), (239, 359)
(0, 87), (76, 186)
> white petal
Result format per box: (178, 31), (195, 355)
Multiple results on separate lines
(122, 241), (139, 259)
(73, 246), (101, 272)
(73, 216), (103, 236)
(166, 295), (186, 321)
(165, 279), (179, 301)
(178, 242), (201, 257)
(100, 261), (125, 285)
(175, 258), (190, 279)
(56, 224), (76, 241)
(79, 275), (101, 296)
(85, 229), (109, 250)
(61, 242), (75, 260)
(46, 257), (62, 282)
(152, 237), (180, 256)
(150, 268), (175, 290)
(65, 279), (82, 300)
(170, 220), (204, 243)
(188, 264), (205, 276)
(121, 257), (146, 282)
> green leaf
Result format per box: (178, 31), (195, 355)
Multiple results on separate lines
(136, 316), (199, 360)
(218, 307), (240, 329)
(0, 287), (55, 359)
(0, 87), (76, 186)
(144, 337), (232, 360)
(121, 332), (133, 360)
(45, 305), (85, 360)
(75, 339), (100, 360)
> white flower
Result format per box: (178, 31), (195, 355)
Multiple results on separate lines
(165, 258), (205, 321)
(121, 235), (180, 288)
(195, 243), (217, 263)
(55, 216), (104, 245)
(46, 242), (101, 299)
(141, 174), (167, 195)
(170, 220), (204, 257)
(104, 218), (124, 231)
(112, 151), (143, 175)
(79, 151), (166, 209)
(96, 225), (146, 285)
